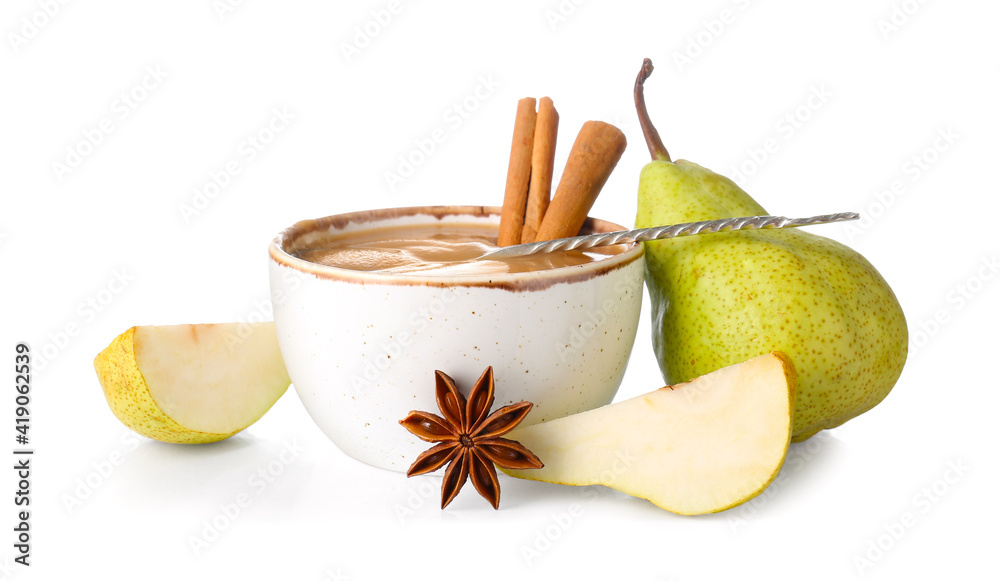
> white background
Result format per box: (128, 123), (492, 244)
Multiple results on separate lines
(1, 0), (997, 579)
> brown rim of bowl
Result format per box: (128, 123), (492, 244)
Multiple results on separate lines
(268, 205), (645, 292)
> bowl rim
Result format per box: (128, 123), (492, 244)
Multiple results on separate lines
(268, 205), (644, 291)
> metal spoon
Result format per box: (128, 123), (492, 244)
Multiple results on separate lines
(480, 212), (860, 260)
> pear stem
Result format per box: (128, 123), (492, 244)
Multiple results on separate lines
(634, 58), (671, 162)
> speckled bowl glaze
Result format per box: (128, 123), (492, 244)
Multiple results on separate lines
(268, 206), (644, 472)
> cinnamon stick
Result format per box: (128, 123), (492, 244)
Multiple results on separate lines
(498, 98), (537, 247)
(533, 121), (626, 242)
(520, 97), (559, 244)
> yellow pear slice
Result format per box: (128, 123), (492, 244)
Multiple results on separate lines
(503, 352), (796, 514)
(94, 322), (291, 444)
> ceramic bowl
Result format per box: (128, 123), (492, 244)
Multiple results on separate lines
(268, 206), (645, 471)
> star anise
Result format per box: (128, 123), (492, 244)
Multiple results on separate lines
(399, 367), (543, 509)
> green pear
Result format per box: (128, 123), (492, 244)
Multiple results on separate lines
(632, 59), (907, 441)
(503, 352), (796, 515)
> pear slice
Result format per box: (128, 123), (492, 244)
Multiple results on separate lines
(502, 352), (796, 514)
(94, 322), (291, 444)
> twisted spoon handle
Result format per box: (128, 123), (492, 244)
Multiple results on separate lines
(482, 212), (860, 259)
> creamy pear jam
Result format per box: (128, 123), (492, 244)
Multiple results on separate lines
(293, 223), (626, 276)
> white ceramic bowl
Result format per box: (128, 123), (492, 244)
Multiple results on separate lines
(268, 206), (645, 471)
